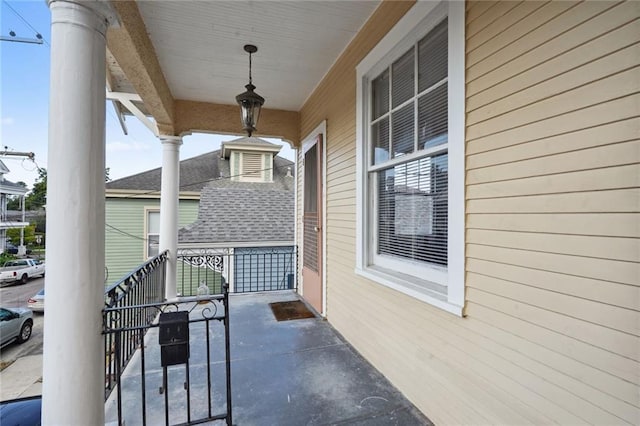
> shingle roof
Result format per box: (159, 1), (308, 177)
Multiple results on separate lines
(106, 150), (295, 193)
(106, 150), (222, 192)
(178, 186), (294, 243)
(106, 147), (295, 244)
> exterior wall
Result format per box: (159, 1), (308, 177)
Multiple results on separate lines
(299, 0), (639, 425)
(105, 197), (199, 283)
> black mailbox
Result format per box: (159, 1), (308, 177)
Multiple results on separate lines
(159, 311), (189, 367)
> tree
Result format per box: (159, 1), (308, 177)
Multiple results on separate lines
(7, 224), (36, 245)
(24, 167), (111, 210)
(25, 168), (47, 210)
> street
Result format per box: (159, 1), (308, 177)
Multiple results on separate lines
(0, 277), (44, 365)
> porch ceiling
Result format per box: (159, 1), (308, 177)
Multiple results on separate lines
(106, 1), (381, 141)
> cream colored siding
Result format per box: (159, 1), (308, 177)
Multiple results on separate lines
(105, 198), (199, 283)
(298, 0), (640, 424)
(464, 1), (640, 422)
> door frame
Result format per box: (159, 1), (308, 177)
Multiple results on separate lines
(300, 120), (327, 316)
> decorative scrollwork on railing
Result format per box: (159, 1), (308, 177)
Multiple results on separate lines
(179, 254), (224, 272)
(178, 247), (231, 256)
(103, 302), (181, 332)
(186, 298), (222, 320)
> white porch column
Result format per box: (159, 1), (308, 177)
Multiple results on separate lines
(159, 136), (182, 299)
(43, 1), (112, 424)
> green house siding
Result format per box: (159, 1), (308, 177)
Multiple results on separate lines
(105, 197), (199, 285)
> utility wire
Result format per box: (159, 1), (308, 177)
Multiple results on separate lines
(11, 161), (296, 247)
(106, 224), (148, 242)
(103, 162), (296, 242)
(113, 161), (295, 200)
(101, 160), (296, 241)
(2, 0), (49, 46)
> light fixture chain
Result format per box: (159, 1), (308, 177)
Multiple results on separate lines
(248, 52), (252, 85)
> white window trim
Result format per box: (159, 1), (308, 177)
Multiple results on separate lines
(355, 0), (465, 316)
(144, 207), (160, 259)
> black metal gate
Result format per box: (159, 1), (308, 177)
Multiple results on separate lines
(103, 283), (232, 426)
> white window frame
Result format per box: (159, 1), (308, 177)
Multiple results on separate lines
(355, 0), (465, 316)
(144, 207), (160, 259)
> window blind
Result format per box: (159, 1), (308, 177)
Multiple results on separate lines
(369, 17), (448, 268)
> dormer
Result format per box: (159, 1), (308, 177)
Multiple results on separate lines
(221, 136), (282, 183)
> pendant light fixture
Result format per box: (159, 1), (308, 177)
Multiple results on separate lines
(235, 44), (265, 137)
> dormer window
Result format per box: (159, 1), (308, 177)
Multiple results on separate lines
(222, 136), (281, 183)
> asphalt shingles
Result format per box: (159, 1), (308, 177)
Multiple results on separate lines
(106, 144), (295, 244)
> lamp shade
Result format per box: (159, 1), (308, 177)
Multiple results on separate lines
(236, 83), (265, 137)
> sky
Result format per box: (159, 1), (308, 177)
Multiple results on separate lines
(0, 0), (294, 190)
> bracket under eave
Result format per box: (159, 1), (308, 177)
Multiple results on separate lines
(106, 90), (159, 137)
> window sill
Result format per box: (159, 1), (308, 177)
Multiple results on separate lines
(355, 266), (464, 317)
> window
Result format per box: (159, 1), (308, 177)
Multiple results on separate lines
(356, 1), (465, 315)
(146, 210), (160, 258)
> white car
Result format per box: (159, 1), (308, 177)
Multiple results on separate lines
(27, 289), (45, 313)
(0, 307), (33, 347)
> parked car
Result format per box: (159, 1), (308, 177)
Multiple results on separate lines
(27, 289), (45, 313)
(0, 259), (45, 285)
(0, 307), (33, 347)
(0, 395), (42, 425)
(5, 243), (32, 255)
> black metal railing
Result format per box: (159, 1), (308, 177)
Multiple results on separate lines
(177, 246), (297, 297)
(103, 252), (232, 426)
(104, 251), (168, 398)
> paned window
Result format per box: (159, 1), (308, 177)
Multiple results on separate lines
(355, 1), (465, 315)
(146, 210), (160, 258)
(370, 18), (448, 269)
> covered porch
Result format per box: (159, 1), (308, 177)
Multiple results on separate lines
(43, 0), (412, 424)
(103, 286), (429, 426)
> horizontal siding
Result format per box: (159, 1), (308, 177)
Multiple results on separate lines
(467, 1), (638, 97)
(467, 118), (640, 170)
(298, 0), (640, 425)
(467, 258), (640, 312)
(105, 198), (199, 282)
(465, 1), (640, 425)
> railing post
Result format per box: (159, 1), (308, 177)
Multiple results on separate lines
(223, 283), (233, 425)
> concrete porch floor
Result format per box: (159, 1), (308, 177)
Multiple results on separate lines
(105, 291), (431, 425)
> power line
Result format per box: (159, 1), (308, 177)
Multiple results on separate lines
(114, 161), (295, 200)
(102, 162), (296, 241)
(2, 0), (49, 46)
(106, 223), (147, 242)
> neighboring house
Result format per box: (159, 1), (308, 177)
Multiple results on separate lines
(179, 137), (295, 293)
(105, 137), (295, 290)
(0, 159), (28, 254)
